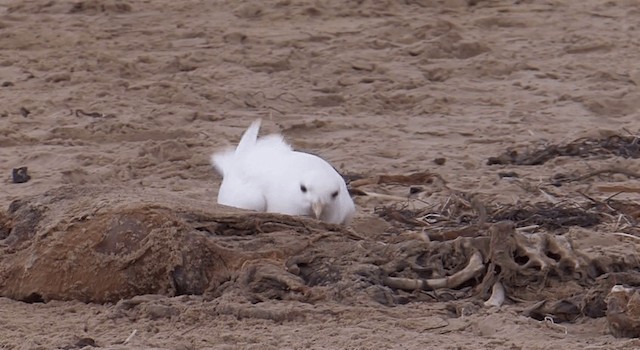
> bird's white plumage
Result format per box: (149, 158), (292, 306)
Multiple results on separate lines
(212, 120), (356, 225)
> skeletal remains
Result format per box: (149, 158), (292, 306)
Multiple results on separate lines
(379, 221), (589, 308)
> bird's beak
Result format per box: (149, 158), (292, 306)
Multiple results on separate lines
(312, 201), (325, 219)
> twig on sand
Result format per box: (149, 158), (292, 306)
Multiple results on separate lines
(562, 167), (640, 183)
(124, 329), (137, 344)
(544, 316), (568, 335)
(515, 225), (540, 232)
(612, 232), (640, 241)
(597, 185), (640, 193)
(355, 190), (409, 202)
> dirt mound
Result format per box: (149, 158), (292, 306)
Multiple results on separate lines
(0, 186), (349, 303)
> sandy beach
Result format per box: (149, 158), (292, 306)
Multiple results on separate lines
(1, 0), (640, 348)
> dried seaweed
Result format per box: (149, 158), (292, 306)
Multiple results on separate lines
(487, 134), (640, 166)
(349, 171), (445, 188)
(489, 202), (601, 230)
(376, 198), (603, 232)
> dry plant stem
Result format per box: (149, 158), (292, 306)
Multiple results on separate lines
(565, 167), (640, 183)
(612, 232), (640, 241)
(597, 185), (640, 193)
(484, 281), (506, 307)
(358, 190), (410, 201)
(383, 251), (485, 291)
(516, 225), (540, 232)
(539, 189), (559, 204)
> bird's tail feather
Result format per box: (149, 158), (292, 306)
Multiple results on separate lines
(235, 119), (261, 155)
(212, 119), (294, 176)
(211, 119), (261, 176)
(211, 149), (234, 176)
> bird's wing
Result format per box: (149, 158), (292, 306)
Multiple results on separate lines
(217, 173), (267, 212)
(212, 120), (293, 211)
(213, 120), (292, 177)
(234, 120), (293, 155)
(255, 134), (293, 153)
(336, 189), (356, 224)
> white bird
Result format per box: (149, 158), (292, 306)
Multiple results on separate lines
(211, 120), (356, 225)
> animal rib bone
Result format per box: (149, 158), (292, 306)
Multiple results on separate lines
(383, 251), (485, 291)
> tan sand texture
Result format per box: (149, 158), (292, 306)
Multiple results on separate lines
(1, 0), (640, 348)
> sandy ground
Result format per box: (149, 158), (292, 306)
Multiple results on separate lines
(1, 0), (640, 349)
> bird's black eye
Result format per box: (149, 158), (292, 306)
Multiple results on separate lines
(331, 190), (339, 199)
(300, 184), (307, 193)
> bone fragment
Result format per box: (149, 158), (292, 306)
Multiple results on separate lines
(484, 281), (505, 308)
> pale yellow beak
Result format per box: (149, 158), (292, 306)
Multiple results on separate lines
(311, 201), (325, 219)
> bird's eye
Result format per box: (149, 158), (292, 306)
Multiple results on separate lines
(300, 184), (307, 193)
(331, 190), (339, 199)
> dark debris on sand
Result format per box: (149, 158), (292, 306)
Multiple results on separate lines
(487, 134), (640, 166)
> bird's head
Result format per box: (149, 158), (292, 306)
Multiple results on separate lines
(297, 171), (343, 221)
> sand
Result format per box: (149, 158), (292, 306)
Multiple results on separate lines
(1, 0), (640, 348)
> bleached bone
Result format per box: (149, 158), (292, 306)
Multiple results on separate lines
(484, 281), (505, 308)
(514, 232), (555, 272)
(383, 251), (485, 291)
(546, 234), (581, 270)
